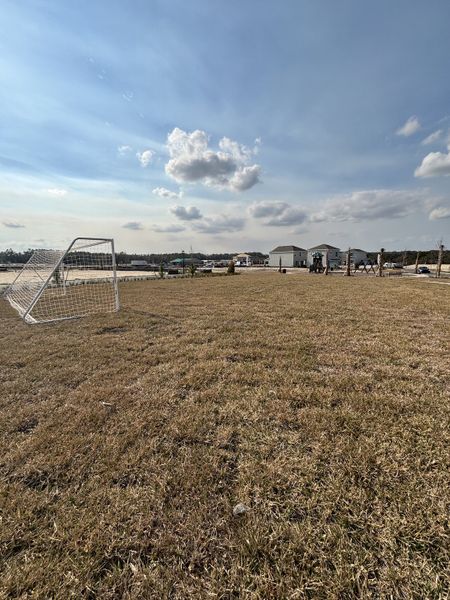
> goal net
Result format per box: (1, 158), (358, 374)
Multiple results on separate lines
(5, 237), (119, 324)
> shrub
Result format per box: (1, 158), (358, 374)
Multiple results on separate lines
(227, 260), (235, 274)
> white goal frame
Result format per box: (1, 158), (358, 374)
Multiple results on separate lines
(5, 237), (120, 324)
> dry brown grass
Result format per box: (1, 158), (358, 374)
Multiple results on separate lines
(0, 273), (449, 599)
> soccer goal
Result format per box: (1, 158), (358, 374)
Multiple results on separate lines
(5, 237), (119, 324)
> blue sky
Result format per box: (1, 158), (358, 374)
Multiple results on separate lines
(1, 0), (449, 253)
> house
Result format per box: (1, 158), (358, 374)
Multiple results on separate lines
(340, 248), (369, 266)
(307, 244), (341, 269)
(269, 245), (307, 268)
(233, 253), (252, 266)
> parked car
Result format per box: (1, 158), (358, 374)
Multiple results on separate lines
(417, 266), (431, 274)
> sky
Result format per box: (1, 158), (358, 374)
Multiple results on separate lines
(1, 0), (450, 254)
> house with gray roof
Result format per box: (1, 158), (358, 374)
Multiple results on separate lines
(269, 245), (307, 267)
(307, 244), (341, 269)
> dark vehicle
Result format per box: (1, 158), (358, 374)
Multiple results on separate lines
(417, 266), (431, 274)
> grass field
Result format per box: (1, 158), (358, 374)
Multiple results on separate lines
(0, 273), (449, 599)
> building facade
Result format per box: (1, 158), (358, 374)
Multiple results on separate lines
(269, 245), (307, 268)
(307, 244), (341, 268)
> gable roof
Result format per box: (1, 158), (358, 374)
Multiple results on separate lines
(270, 245), (306, 253)
(308, 243), (340, 251)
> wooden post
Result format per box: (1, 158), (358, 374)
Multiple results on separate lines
(278, 256), (282, 273)
(436, 243), (444, 278)
(324, 250), (329, 275)
(414, 251), (420, 274)
(378, 248), (385, 277)
(345, 247), (351, 276)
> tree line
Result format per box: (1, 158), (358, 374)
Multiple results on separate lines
(0, 247), (448, 265)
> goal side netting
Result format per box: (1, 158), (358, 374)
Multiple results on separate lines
(5, 237), (119, 324)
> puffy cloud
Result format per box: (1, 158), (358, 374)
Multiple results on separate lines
(169, 205), (203, 221)
(249, 201), (307, 226)
(192, 214), (245, 234)
(122, 221), (144, 230)
(396, 116), (421, 137)
(47, 188), (67, 197)
(152, 187), (182, 200)
(3, 221), (25, 228)
(414, 148), (450, 177)
(421, 130), (442, 145)
(429, 206), (450, 220)
(118, 145), (132, 155)
(136, 150), (154, 167)
(152, 224), (186, 233)
(164, 127), (261, 191)
(310, 189), (425, 222)
(229, 165), (261, 191)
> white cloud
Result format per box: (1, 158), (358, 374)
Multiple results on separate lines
(164, 127), (261, 192)
(152, 187), (182, 200)
(421, 130), (442, 145)
(136, 150), (154, 167)
(3, 221), (25, 228)
(118, 145), (132, 155)
(169, 205), (203, 221)
(415, 148), (450, 177)
(152, 224), (186, 233)
(122, 91), (134, 102)
(310, 189), (426, 222)
(47, 188), (68, 197)
(429, 206), (450, 220)
(122, 221), (144, 230)
(249, 201), (307, 226)
(192, 214), (246, 234)
(396, 116), (421, 137)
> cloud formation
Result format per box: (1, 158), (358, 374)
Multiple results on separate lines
(169, 205), (203, 221)
(152, 224), (186, 233)
(47, 188), (67, 197)
(118, 145), (132, 155)
(165, 128), (261, 191)
(136, 150), (154, 167)
(122, 221), (144, 230)
(310, 189), (425, 222)
(249, 201), (307, 226)
(414, 148), (450, 177)
(396, 116), (421, 137)
(152, 187), (182, 200)
(429, 206), (450, 220)
(192, 214), (245, 234)
(421, 130), (442, 145)
(3, 221), (25, 228)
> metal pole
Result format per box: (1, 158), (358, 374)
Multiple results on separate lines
(111, 238), (120, 311)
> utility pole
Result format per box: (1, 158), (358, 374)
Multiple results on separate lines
(182, 249), (185, 275)
(436, 242), (444, 278)
(414, 251), (420, 274)
(278, 256), (282, 273)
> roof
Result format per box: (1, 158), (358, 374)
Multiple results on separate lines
(349, 248), (367, 253)
(270, 245), (306, 253)
(308, 244), (340, 251)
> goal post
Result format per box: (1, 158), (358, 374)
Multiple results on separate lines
(5, 237), (120, 324)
